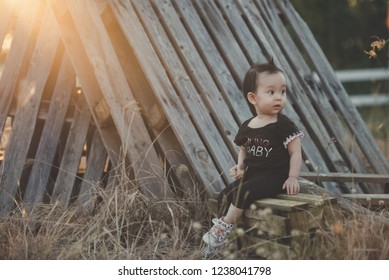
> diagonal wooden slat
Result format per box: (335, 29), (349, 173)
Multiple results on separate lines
(23, 51), (75, 206)
(0, 6), (60, 216)
(51, 93), (91, 208)
(46, 1), (122, 170)
(0, 0), (42, 133)
(109, 0), (225, 193)
(0, 0), (16, 45)
(77, 129), (108, 207)
(101, 7), (202, 195)
(132, 0), (236, 183)
(48, 0), (175, 200)
(192, 0), (251, 85)
(173, 0), (253, 124)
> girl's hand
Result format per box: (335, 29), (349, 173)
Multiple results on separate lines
(282, 176), (300, 195)
(229, 165), (245, 179)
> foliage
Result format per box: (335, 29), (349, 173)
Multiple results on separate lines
(290, 0), (388, 69)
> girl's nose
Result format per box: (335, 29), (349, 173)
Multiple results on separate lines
(274, 93), (282, 100)
(275, 91), (285, 99)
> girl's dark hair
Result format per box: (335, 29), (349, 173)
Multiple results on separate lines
(242, 60), (283, 115)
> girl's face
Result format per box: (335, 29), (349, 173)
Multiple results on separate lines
(248, 71), (286, 116)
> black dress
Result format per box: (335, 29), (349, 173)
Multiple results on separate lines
(218, 113), (303, 213)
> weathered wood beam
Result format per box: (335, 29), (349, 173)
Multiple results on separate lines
(51, 93), (91, 208)
(77, 130), (108, 208)
(0, 0), (16, 45)
(110, 0), (226, 193)
(0, 5), (60, 216)
(135, 0), (236, 183)
(300, 172), (389, 184)
(23, 52), (75, 206)
(101, 7), (198, 195)
(48, 0), (174, 200)
(0, 0), (42, 133)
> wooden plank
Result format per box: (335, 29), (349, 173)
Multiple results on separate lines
(287, 206), (324, 232)
(254, 198), (308, 212)
(0, 6), (60, 217)
(0, 0), (16, 45)
(277, 193), (337, 206)
(47, 0), (122, 168)
(151, 0), (240, 151)
(0, 0), (42, 133)
(132, 0), (236, 181)
(300, 172), (389, 184)
(275, 0), (389, 175)
(193, 0), (251, 87)
(211, 0), (267, 66)
(109, 0), (225, 193)
(101, 8), (200, 194)
(8, 98), (75, 123)
(23, 52), (75, 206)
(49, 0), (175, 199)
(244, 210), (288, 236)
(173, 0), (253, 124)
(51, 94), (91, 208)
(57, 0), (158, 176)
(77, 130), (108, 207)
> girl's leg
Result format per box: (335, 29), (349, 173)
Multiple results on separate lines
(223, 203), (244, 224)
(202, 204), (242, 250)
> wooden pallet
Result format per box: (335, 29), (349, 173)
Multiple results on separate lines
(208, 192), (340, 259)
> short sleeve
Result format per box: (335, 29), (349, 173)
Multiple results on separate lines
(277, 114), (304, 148)
(233, 118), (253, 146)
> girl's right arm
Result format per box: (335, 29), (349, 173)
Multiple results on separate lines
(230, 146), (247, 179)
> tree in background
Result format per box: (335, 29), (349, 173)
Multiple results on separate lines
(291, 0), (388, 69)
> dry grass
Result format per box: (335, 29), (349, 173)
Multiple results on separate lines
(0, 165), (208, 260)
(1, 168), (389, 260)
(292, 205), (389, 259)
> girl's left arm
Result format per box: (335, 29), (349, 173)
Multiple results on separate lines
(283, 138), (302, 195)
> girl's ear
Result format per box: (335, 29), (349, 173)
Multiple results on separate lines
(247, 92), (256, 105)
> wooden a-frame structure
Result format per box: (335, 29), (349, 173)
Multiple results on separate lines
(0, 0), (388, 216)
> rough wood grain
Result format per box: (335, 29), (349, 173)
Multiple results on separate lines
(49, 0), (175, 199)
(0, 7), (60, 216)
(51, 94), (91, 208)
(110, 0), (226, 193)
(23, 52), (75, 206)
(0, 0), (42, 132)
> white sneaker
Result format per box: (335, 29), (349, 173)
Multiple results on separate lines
(202, 217), (233, 247)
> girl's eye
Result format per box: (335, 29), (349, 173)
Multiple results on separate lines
(282, 89), (286, 95)
(268, 90), (274, 95)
